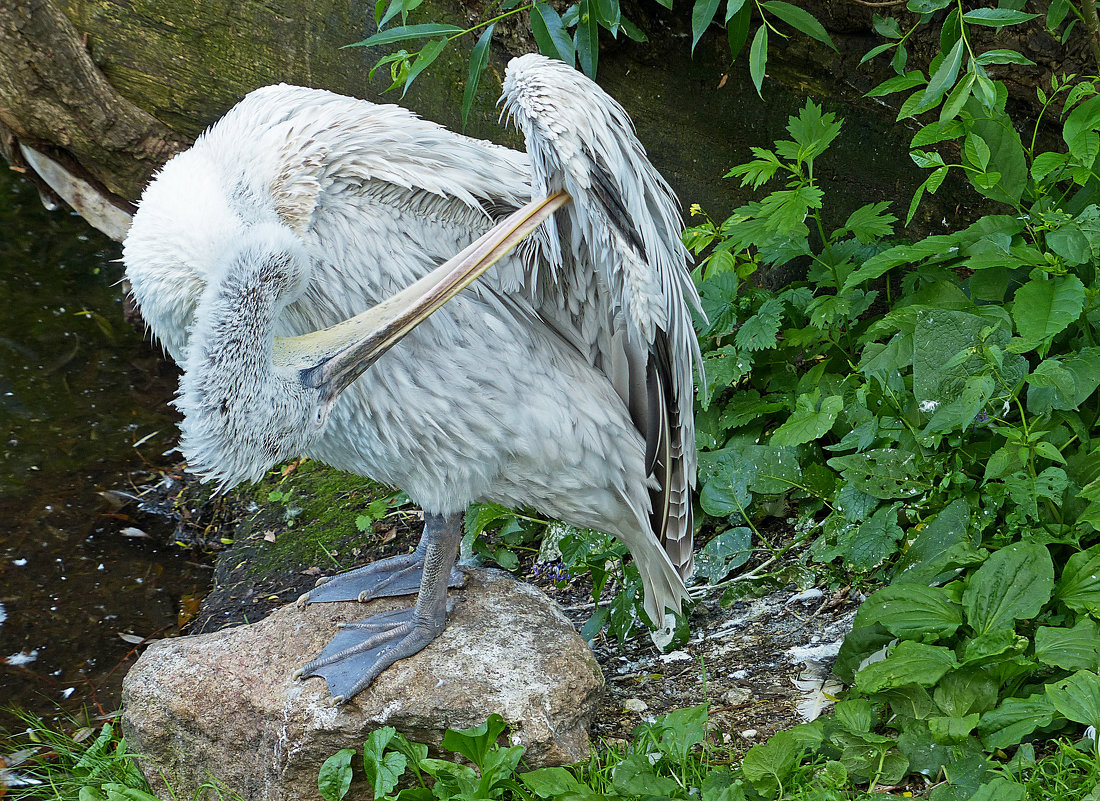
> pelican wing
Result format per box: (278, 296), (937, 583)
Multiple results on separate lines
(501, 55), (702, 581)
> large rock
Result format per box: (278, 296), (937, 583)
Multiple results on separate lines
(121, 569), (603, 801)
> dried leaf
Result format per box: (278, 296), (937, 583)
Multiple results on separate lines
(117, 632), (145, 645)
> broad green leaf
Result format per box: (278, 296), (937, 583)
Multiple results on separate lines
(834, 699), (873, 732)
(694, 527), (752, 583)
(461, 25), (495, 129)
(611, 754), (681, 796)
(318, 749), (355, 801)
(1035, 619), (1100, 671)
(735, 297), (784, 351)
(1011, 275), (1086, 349)
(831, 730), (909, 784)
(846, 503), (905, 570)
(827, 449), (932, 500)
(520, 767), (593, 799)
(749, 24), (768, 97)
(977, 695), (1055, 749)
(531, 3), (574, 65)
(742, 730), (801, 795)
(691, 0), (722, 53)
(893, 498), (974, 585)
(965, 99), (1026, 205)
(657, 704), (709, 760)
(969, 778), (1026, 801)
(855, 641), (959, 692)
(856, 584), (963, 640)
(929, 713), (980, 744)
(1064, 94), (1100, 156)
(348, 23), (463, 47)
(1055, 543), (1100, 614)
(760, 1), (836, 49)
(363, 728), (408, 797)
(441, 714), (508, 769)
(699, 452), (754, 519)
(1047, 670), (1100, 729)
(770, 393), (842, 447)
(962, 543), (1054, 635)
(934, 667), (998, 717)
(962, 8), (1038, 26)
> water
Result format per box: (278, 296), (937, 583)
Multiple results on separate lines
(0, 167), (207, 732)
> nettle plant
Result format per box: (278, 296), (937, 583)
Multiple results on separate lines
(683, 56), (1100, 797)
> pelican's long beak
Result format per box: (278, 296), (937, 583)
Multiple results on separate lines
(274, 190), (570, 399)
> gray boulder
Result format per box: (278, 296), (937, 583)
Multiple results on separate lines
(121, 569), (603, 801)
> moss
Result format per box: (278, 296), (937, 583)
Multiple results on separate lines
(189, 459), (419, 633)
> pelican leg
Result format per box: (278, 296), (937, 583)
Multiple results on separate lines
(296, 525), (464, 606)
(294, 512), (463, 703)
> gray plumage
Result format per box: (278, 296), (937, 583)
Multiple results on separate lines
(123, 55), (700, 695)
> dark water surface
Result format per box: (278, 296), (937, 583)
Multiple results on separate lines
(0, 168), (206, 732)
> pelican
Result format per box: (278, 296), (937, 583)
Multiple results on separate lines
(122, 54), (701, 704)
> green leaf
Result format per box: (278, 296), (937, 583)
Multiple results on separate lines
(363, 728), (408, 798)
(735, 297), (784, 351)
(727, 1), (751, 61)
(461, 25), (495, 129)
(962, 8), (1039, 26)
(893, 498), (975, 585)
(975, 48), (1035, 66)
(922, 37), (964, 106)
(748, 24), (768, 97)
(692, 0), (722, 53)
(318, 749), (355, 801)
(700, 453), (754, 519)
(402, 38), (448, 96)
(742, 730), (801, 795)
(1035, 619), (1100, 671)
(827, 449), (932, 499)
(1047, 670), (1100, 729)
(611, 754), (681, 796)
(867, 70), (926, 97)
(843, 201), (897, 243)
(978, 695), (1056, 749)
(1011, 275), (1086, 350)
(1055, 544), (1100, 614)
(770, 393), (842, 447)
(962, 543), (1054, 635)
(575, 0), (598, 78)
(348, 23), (464, 47)
(694, 527), (752, 583)
(441, 714), (508, 769)
(855, 641), (959, 693)
(760, 1), (836, 49)
(531, 4), (574, 65)
(856, 584), (964, 640)
(846, 503), (905, 570)
(929, 713), (980, 744)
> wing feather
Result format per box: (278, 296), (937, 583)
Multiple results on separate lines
(501, 54), (702, 585)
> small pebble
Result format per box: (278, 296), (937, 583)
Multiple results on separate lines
(741, 729), (758, 740)
(623, 698), (648, 713)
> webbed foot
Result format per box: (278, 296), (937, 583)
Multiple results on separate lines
(296, 547), (464, 607)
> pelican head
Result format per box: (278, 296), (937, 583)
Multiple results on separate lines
(171, 221), (326, 488)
